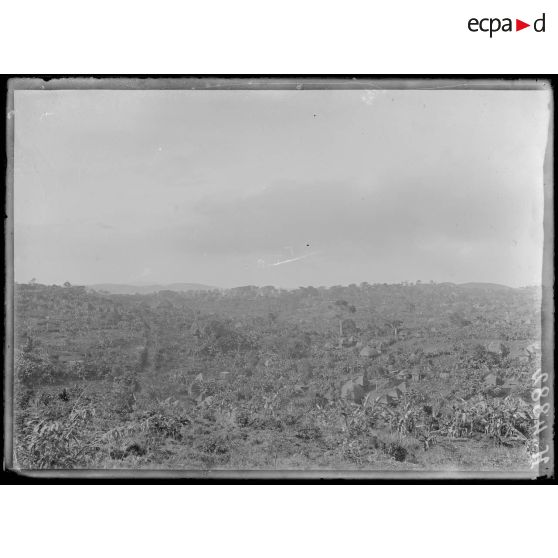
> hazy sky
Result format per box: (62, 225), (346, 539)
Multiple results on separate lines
(14, 87), (550, 288)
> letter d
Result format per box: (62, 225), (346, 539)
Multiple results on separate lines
(534, 13), (545, 32)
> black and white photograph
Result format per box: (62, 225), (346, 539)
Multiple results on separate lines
(4, 78), (554, 478)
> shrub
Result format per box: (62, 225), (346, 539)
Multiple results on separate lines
(109, 375), (137, 415)
(109, 441), (147, 460)
(295, 423), (322, 441)
(17, 405), (96, 468)
(341, 438), (371, 465)
(236, 409), (252, 427)
(385, 442), (408, 462)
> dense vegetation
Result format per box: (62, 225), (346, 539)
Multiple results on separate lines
(12, 280), (542, 471)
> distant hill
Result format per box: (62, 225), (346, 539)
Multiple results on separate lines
(88, 283), (218, 295)
(459, 282), (514, 291)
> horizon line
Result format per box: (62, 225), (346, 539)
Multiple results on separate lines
(14, 279), (542, 291)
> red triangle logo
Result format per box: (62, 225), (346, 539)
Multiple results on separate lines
(516, 19), (530, 31)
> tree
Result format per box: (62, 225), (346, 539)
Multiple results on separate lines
(200, 319), (249, 355)
(15, 349), (55, 386)
(385, 319), (403, 340)
(449, 311), (471, 327)
(333, 300), (356, 336)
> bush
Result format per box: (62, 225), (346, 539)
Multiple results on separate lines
(17, 405), (96, 468)
(193, 431), (233, 467)
(341, 438), (372, 465)
(295, 423), (322, 441)
(109, 440), (147, 460)
(109, 374), (138, 415)
(236, 409), (252, 427)
(385, 442), (408, 462)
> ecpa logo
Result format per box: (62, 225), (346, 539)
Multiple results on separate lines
(468, 13), (546, 37)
